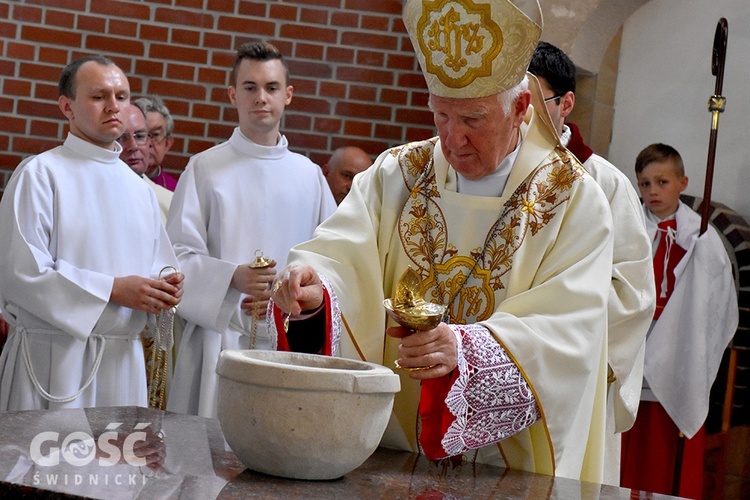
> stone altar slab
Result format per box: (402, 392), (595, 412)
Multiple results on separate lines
(0, 406), (680, 499)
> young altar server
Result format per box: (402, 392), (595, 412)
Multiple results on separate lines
(621, 143), (738, 498)
(166, 41), (336, 418)
(0, 55), (183, 411)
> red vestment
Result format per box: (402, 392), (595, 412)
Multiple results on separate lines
(621, 218), (704, 499)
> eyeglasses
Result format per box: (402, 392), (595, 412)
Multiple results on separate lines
(148, 131), (169, 144)
(117, 131), (149, 145)
(543, 95), (563, 104)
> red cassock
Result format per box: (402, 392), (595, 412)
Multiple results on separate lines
(620, 219), (704, 499)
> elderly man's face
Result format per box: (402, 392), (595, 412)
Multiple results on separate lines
(145, 110), (174, 175)
(430, 91), (529, 180)
(325, 147), (372, 205)
(118, 106), (150, 175)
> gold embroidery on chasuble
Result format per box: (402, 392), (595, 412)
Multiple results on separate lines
(396, 142), (584, 325)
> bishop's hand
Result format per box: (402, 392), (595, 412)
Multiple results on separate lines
(271, 265), (324, 316)
(387, 322), (458, 379)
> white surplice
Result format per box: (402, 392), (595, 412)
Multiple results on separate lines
(0, 133), (178, 411)
(143, 174), (173, 225)
(560, 126), (655, 433)
(560, 124), (656, 485)
(166, 128), (336, 418)
(642, 201), (738, 438)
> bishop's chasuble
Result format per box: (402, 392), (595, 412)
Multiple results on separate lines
(275, 104), (615, 482)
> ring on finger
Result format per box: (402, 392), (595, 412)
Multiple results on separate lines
(272, 281), (282, 294)
(394, 360), (437, 371)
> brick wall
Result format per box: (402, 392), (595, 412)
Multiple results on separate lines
(0, 0), (435, 198)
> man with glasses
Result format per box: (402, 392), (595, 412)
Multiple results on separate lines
(118, 101), (173, 224)
(134, 95), (178, 191)
(529, 41), (655, 485)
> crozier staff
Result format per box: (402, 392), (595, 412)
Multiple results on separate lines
(270, 0), (615, 483)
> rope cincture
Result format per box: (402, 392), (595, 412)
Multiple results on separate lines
(21, 326), (106, 404)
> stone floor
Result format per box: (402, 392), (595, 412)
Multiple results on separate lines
(703, 425), (750, 499)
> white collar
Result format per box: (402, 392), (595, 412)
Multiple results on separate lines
(559, 124), (572, 148)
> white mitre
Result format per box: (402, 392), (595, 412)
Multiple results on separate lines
(403, 0), (543, 98)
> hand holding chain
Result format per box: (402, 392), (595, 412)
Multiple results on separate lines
(249, 250), (273, 348)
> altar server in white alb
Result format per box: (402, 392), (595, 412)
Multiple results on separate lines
(166, 41), (336, 418)
(270, 0), (617, 483)
(0, 55), (183, 411)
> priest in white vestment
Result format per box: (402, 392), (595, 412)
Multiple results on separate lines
(528, 41), (656, 484)
(269, 0), (615, 483)
(166, 42), (336, 418)
(0, 56), (183, 411)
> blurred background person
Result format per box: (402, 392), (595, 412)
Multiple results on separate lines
(118, 101), (172, 224)
(135, 95), (178, 191)
(322, 146), (372, 205)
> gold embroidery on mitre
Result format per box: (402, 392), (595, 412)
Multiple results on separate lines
(404, 0), (542, 98)
(417, 0), (502, 89)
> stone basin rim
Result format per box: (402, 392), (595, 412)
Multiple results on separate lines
(216, 349), (401, 394)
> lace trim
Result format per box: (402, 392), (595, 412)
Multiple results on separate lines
(319, 274), (340, 357)
(266, 299), (278, 351)
(266, 273), (340, 357)
(442, 324), (541, 456)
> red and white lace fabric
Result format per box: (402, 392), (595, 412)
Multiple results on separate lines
(269, 283), (540, 459)
(267, 274), (340, 357)
(441, 324), (541, 457)
(320, 275), (341, 356)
